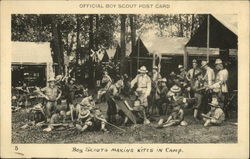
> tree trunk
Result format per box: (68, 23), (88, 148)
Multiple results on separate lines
(76, 15), (81, 65)
(57, 24), (65, 74)
(130, 15), (136, 53)
(89, 14), (95, 88)
(51, 15), (63, 75)
(185, 15), (189, 37)
(190, 14), (195, 37)
(89, 15), (94, 52)
(95, 14), (99, 50)
(67, 33), (75, 56)
(179, 15), (184, 37)
(120, 14), (126, 75)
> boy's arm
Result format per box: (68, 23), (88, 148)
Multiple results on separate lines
(37, 87), (49, 100)
(56, 89), (62, 100)
(130, 75), (138, 88)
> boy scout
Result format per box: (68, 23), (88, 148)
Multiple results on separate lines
(201, 98), (225, 127)
(130, 66), (151, 111)
(39, 77), (62, 122)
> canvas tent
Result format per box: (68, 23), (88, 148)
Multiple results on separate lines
(185, 14), (238, 66)
(185, 14), (238, 90)
(129, 36), (189, 76)
(11, 42), (54, 86)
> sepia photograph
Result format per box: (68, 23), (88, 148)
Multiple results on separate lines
(11, 13), (238, 144)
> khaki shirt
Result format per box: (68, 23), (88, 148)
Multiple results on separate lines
(102, 74), (112, 90)
(107, 84), (119, 97)
(214, 69), (229, 93)
(204, 67), (215, 86)
(131, 74), (151, 97)
(186, 68), (201, 81)
(41, 86), (61, 101)
(207, 108), (225, 124)
(152, 72), (162, 82)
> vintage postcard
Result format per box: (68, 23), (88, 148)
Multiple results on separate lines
(0, 0), (249, 158)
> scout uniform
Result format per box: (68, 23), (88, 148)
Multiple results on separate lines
(124, 100), (150, 125)
(156, 78), (169, 116)
(192, 74), (205, 120)
(152, 66), (162, 82)
(177, 65), (187, 82)
(168, 85), (187, 111)
(157, 104), (187, 128)
(65, 78), (77, 111)
(210, 59), (229, 109)
(106, 80), (123, 123)
(201, 61), (215, 87)
(97, 71), (112, 102)
(75, 109), (93, 132)
(40, 77), (62, 121)
(202, 98), (225, 126)
(130, 66), (152, 107)
(186, 59), (202, 82)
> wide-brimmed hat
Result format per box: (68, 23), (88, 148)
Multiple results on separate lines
(115, 80), (124, 88)
(159, 78), (167, 82)
(215, 58), (223, 65)
(48, 77), (56, 82)
(153, 66), (158, 70)
(138, 66), (148, 73)
(208, 98), (220, 108)
(201, 60), (208, 68)
(192, 59), (197, 64)
(178, 65), (184, 69)
(170, 72), (176, 77)
(55, 75), (63, 81)
(170, 85), (181, 93)
(79, 109), (90, 119)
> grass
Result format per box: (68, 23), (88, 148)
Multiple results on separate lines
(12, 100), (238, 144)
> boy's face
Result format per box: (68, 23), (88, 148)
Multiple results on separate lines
(192, 63), (197, 68)
(49, 81), (55, 87)
(174, 92), (180, 96)
(211, 106), (216, 111)
(152, 69), (157, 74)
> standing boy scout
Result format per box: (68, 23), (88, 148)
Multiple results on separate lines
(130, 66), (151, 109)
(39, 77), (62, 122)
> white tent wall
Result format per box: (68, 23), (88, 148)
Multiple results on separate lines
(12, 42), (54, 83)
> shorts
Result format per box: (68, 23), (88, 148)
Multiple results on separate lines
(194, 93), (203, 109)
(107, 97), (117, 115)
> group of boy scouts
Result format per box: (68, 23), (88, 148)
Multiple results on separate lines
(23, 58), (229, 132)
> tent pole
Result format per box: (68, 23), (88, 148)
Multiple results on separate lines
(152, 53), (155, 70)
(206, 14), (210, 62)
(137, 37), (140, 71)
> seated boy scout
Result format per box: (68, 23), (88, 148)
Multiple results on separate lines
(157, 105), (187, 128)
(75, 107), (108, 132)
(201, 98), (225, 127)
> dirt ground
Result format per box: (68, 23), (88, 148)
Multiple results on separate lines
(12, 99), (238, 144)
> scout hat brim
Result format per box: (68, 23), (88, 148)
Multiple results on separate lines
(208, 103), (220, 108)
(79, 109), (90, 119)
(48, 78), (56, 82)
(138, 66), (148, 73)
(170, 85), (181, 93)
(201, 61), (208, 68)
(138, 69), (148, 73)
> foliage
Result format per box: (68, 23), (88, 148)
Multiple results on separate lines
(11, 14), (206, 75)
